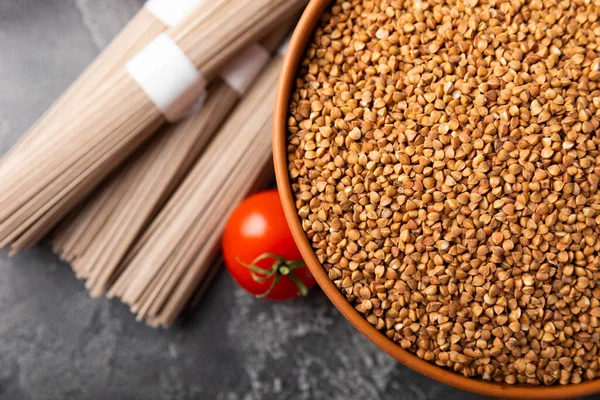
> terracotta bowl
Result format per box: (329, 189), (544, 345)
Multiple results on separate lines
(273, 0), (600, 398)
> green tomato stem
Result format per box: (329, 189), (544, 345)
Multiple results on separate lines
(238, 253), (308, 298)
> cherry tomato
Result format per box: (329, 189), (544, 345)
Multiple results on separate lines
(222, 189), (316, 300)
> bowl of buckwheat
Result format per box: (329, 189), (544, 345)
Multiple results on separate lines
(273, 0), (600, 397)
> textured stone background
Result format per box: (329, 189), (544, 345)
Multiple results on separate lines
(0, 1), (586, 399)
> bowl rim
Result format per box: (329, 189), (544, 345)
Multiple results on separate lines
(272, 0), (600, 397)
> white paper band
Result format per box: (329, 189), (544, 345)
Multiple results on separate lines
(144, 0), (206, 27)
(220, 44), (271, 95)
(278, 37), (291, 57)
(126, 33), (206, 122)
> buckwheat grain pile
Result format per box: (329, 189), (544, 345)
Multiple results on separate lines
(287, 0), (600, 385)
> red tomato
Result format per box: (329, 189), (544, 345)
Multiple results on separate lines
(222, 189), (316, 300)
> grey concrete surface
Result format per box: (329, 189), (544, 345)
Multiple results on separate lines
(0, 1), (585, 399)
